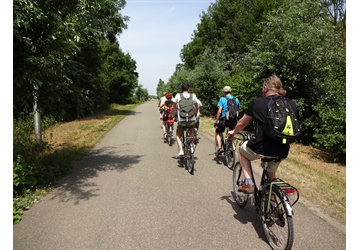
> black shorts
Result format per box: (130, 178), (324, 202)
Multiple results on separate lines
(216, 119), (236, 133)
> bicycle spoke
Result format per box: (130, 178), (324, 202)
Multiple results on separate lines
(225, 140), (236, 169)
(185, 141), (194, 174)
(261, 187), (294, 250)
(232, 162), (248, 207)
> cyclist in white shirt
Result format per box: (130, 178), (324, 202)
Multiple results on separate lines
(171, 83), (199, 158)
(158, 92), (167, 120)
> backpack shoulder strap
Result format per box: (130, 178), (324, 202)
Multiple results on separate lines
(273, 95), (282, 101)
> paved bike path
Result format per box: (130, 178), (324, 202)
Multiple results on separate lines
(13, 101), (346, 249)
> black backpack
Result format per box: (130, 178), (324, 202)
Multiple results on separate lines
(179, 93), (195, 119)
(263, 95), (300, 144)
(225, 97), (239, 122)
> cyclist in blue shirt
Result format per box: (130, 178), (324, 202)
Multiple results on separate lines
(214, 86), (240, 156)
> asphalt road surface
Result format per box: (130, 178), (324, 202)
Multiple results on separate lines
(13, 101), (346, 250)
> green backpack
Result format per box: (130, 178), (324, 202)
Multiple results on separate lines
(179, 93), (195, 119)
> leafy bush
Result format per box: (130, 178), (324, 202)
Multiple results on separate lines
(13, 115), (57, 222)
(13, 155), (40, 195)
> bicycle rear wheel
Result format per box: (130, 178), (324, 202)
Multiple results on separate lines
(167, 125), (173, 146)
(185, 143), (195, 175)
(225, 139), (236, 170)
(261, 186), (294, 250)
(232, 162), (248, 207)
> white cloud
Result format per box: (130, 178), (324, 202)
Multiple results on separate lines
(163, 6), (176, 16)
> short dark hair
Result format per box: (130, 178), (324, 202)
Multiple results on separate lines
(181, 83), (190, 91)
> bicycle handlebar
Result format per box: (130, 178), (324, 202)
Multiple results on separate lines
(227, 131), (254, 142)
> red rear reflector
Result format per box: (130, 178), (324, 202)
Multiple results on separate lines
(283, 189), (296, 195)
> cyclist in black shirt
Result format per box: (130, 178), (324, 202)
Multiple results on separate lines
(228, 76), (298, 194)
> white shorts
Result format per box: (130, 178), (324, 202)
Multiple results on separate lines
(239, 141), (283, 173)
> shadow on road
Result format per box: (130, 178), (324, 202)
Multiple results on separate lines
(49, 147), (143, 205)
(220, 193), (267, 243)
(212, 155), (227, 166)
(85, 109), (142, 120)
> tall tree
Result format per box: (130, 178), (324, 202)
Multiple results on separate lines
(180, 0), (285, 70)
(156, 79), (166, 98)
(320, 0), (346, 46)
(100, 41), (139, 105)
(13, 0), (130, 120)
(240, 0), (345, 160)
(135, 85), (149, 101)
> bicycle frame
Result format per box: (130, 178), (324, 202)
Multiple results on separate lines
(265, 179), (300, 215)
(182, 128), (198, 154)
(181, 127), (198, 175)
(249, 161), (300, 214)
(216, 128), (238, 169)
(165, 119), (174, 145)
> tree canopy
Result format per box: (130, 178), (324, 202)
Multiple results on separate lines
(159, 0), (346, 162)
(13, 0), (141, 121)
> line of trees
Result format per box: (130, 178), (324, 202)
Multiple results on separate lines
(157, 0), (346, 163)
(13, 0), (151, 202)
(14, 0), (150, 123)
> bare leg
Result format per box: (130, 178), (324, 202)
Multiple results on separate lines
(162, 121), (166, 135)
(239, 152), (253, 179)
(267, 172), (276, 181)
(176, 132), (183, 152)
(189, 128), (195, 137)
(215, 132), (222, 149)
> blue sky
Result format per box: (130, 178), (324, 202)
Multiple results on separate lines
(118, 0), (215, 96)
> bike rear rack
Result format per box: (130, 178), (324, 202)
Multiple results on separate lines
(266, 178), (300, 207)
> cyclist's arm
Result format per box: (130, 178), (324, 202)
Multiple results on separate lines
(215, 106), (222, 124)
(228, 114), (252, 135)
(159, 99), (166, 110)
(198, 103), (202, 117)
(194, 100), (199, 118)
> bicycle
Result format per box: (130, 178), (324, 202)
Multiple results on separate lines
(232, 132), (300, 250)
(165, 117), (175, 146)
(180, 126), (199, 175)
(215, 126), (237, 170)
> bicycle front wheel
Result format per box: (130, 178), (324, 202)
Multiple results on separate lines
(261, 186), (294, 250)
(225, 140), (236, 170)
(232, 162), (248, 207)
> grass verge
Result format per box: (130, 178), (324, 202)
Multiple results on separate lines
(14, 104), (137, 223)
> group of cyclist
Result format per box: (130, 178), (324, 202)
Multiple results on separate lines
(158, 84), (202, 157)
(157, 76), (298, 194)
